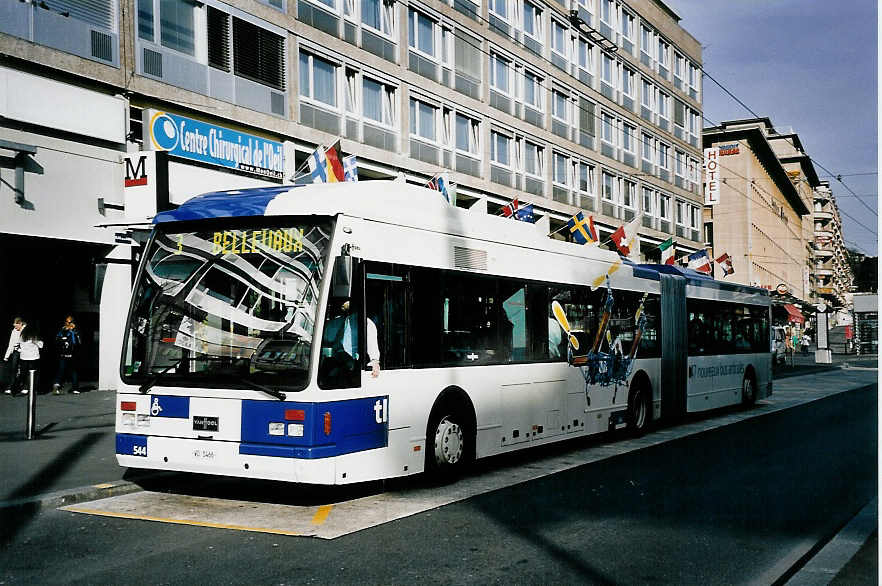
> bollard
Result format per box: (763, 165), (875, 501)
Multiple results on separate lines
(27, 369), (36, 440)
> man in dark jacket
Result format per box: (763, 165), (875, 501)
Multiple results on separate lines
(53, 315), (81, 394)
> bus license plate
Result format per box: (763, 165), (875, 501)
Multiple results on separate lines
(193, 416), (219, 432)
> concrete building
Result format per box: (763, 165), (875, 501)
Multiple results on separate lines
(811, 181), (853, 311)
(1, 0), (704, 388)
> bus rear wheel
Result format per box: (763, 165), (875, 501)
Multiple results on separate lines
(741, 372), (757, 405)
(626, 383), (651, 436)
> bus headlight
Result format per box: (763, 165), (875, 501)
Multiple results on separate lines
(287, 423), (304, 437)
(268, 422), (285, 436)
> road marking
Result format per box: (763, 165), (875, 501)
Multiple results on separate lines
(62, 370), (876, 540)
(311, 504), (333, 525)
(63, 505), (303, 536)
(92, 483), (115, 489)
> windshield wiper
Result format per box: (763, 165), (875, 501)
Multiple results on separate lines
(237, 378), (287, 401)
(139, 357), (187, 394)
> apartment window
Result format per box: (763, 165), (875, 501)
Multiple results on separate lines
(673, 52), (685, 82)
(640, 25), (652, 60)
(657, 142), (669, 170)
(454, 29), (482, 82)
(688, 63), (700, 95)
(641, 78), (653, 108)
(551, 20), (568, 57)
(601, 111), (615, 145)
(577, 161), (595, 193)
(622, 180), (635, 208)
(690, 204), (701, 229)
(138, 0), (154, 40)
(232, 18), (286, 90)
(522, 70), (543, 110)
(674, 150), (685, 177)
(600, 0), (614, 26)
(657, 91), (668, 122)
(622, 67), (635, 99)
(642, 187), (654, 215)
(553, 152), (569, 185)
(455, 113), (480, 155)
(602, 171), (616, 201)
(362, 0), (395, 35)
(491, 130), (512, 167)
(408, 9), (436, 57)
(676, 199), (686, 226)
(601, 53), (615, 87)
(622, 122), (636, 153)
(552, 89), (569, 122)
(688, 157), (701, 184)
(657, 39), (669, 69)
(620, 10), (634, 42)
(659, 194), (670, 219)
(576, 37), (593, 74)
(410, 98), (438, 141)
(490, 0), (508, 20)
(641, 133), (653, 163)
(490, 52), (511, 94)
(159, 0), (196, 55)
(300, 52), (337, 107)
(523, 140), (544, 176)
(363, 77), (396, 126)
(674, 99), (686, 131)
(522, 0), (542, 40)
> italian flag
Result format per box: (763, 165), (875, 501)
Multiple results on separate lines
(659, 237), (675, 265)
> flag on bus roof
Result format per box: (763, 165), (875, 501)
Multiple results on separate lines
(307, 146), (328, 183)
(567, 211), (598, 245)
(715, 252), (734, 276)
(687, 249), (712, 274)
(427, 173), (456, 205)
(611, 217), (640, 257)
(515, 203), (535, 223)
(501, 197), (519, 218)
(324, 141), (345, 183)
(343, 155), (358, 182)
(659, 237), (675, 265)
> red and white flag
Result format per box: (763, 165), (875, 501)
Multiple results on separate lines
(501, 197), (519, 218)
(715, 252), (734, 276)
(611, 217), (640, 258)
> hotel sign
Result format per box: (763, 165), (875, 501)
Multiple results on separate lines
(144, 110), (284, 180)
(703, 147), (721, 205)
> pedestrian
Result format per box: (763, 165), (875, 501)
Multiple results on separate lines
(53, 315), (81, 394)
(801, 333), (811, 356)
(784, 326), (794, 365)
(3, 317), (25, 394)
(10, 322), (42, 395)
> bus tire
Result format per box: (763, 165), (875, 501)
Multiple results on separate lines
(425, 394), (475, 483)
(741, 369), (757, 406)
(626, 376), (651, 436)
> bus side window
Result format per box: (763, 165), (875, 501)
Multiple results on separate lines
(365, 262), (409, 369)
(687, 302), (707, 355)
(639, 294), (661, 358)
(500, 281), (527, 362)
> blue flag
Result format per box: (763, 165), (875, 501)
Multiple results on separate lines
(515, 204), (535, 223)
(567, 211), (597, 244)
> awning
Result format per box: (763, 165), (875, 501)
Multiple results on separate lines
(784, 304), (805, 324)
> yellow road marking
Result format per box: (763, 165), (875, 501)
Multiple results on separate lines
(311, 504), (333, 525)
(92, 483), (115, 489)
(63, 506), (303, 536)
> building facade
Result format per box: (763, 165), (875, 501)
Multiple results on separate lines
(1, 0), (704, 387)
(811, 181), (853, 311)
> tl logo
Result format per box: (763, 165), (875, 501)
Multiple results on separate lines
(373, 398), (388, 424)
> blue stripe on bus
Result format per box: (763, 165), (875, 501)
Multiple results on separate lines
(153, 186), (299, 224)
(116, 433), (148, 457)
(239, 397), (388, 459)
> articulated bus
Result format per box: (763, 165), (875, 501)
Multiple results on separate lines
(116, 180), (772, 485)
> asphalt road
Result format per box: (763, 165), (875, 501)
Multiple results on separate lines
(0, 383), (874, 584)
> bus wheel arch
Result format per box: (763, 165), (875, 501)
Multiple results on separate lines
(626, 370), (652, 435)
(742, 366), (758, 405)
(425, 386), (477, 481)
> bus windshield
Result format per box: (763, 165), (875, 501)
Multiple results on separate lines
(122, 218), (333, 392)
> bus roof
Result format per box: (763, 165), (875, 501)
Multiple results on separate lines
(153, 181), (767, 296)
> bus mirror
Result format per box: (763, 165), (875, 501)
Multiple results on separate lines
(567, 330), (591, 366)
(330, 255), (353, 299)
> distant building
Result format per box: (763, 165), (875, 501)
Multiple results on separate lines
(1, 0), (705, 387)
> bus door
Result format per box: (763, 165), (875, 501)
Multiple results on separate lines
(659, 274), (687, 418)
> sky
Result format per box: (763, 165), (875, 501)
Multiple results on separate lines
(665, 0), (878, 256)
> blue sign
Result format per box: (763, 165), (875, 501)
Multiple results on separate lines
(148, 111), (284, 179)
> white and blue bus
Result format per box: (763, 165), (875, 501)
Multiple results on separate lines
(116, 181), (772, 484)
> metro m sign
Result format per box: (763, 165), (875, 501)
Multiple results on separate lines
(703, 147), (721, 205)
(124, 154), (148, 187)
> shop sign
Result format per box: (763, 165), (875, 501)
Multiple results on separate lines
(776, 283), (789, 295)
(145, 110), (284, 180)
(703, 147), (720, 205)
(718, 143), (740, 156)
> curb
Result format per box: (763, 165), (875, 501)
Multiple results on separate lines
(0, 480), (145, 513)
(784, 497), (878, 585)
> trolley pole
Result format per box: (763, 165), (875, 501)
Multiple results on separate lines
(26, 369), (37, 440)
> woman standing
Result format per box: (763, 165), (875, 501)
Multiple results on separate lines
(12, 323), (42, 395)
(53, 315), (81, 394)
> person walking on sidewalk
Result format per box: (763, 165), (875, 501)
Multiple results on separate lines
(53, 315), (81, 394)
(3, 317), (25, 394)
(10, 323), (42, 395)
